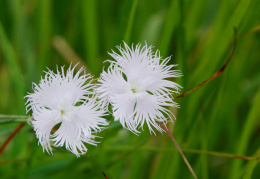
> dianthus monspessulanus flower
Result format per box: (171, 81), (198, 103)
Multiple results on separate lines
(97, 42), (182, 134)
(25, 65), (108, 157)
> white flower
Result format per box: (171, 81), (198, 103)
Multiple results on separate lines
(97, 42), (182, 134)
(25, 65), (108, 157)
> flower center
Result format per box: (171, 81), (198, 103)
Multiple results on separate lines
(127, 82), (146, 100)
(60, 109), (65, 114)
(131, 88), (137, 93)
(54, 107), (73, 123)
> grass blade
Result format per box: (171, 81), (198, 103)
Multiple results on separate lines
(123, 0), (139, 44)
(0, 21), (26, 113)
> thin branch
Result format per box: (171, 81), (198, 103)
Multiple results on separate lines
(104, 146), (260, 161)
(183, 148), (259, 161)
(176, 27), (237, 98)
(0, 123), (26, 156)
(239, 25), (260, 39)
(157, 122), (197, 179)
(102, 172), (108, 179)
(0, 114), (28, 119)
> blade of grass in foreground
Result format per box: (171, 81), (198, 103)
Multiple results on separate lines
(38, 0), (51, 71)
(243, 147), (260, 179)
(0, 21), (26, 113)
(158, 0), (180, 57)
(229, 88), (260, 178)
(123, 0), (139, 44)
(192, 0), (251, 80)
(81, 0), (99, 76)
(199, 106), (209, 179)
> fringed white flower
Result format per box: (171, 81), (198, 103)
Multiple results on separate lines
(97, 42), (182, 134)
(25, 65), (108, 157)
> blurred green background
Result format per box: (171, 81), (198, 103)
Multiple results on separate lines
(0, 0), (260, 178)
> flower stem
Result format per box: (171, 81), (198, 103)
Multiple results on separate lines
(104, 146), (260, 161)
(176, 27), (237, 99)
(0, 115), (30, 124)
(0, 114), (28, 119)
(157, 122), (197, 179)
(102, 172), (108, 179)
(0, 123), (26, 156)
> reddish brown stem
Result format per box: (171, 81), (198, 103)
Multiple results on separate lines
(157, 122), (197, 179)
(102, 172), (108, 179)
(0, 123), (25, 156)
(0, 158), (26, 165)
(176, 27), (237, 98)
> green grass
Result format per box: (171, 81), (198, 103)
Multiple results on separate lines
(1, 0), (260, 178)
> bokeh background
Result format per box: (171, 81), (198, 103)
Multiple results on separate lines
(0, 0), (260, 178)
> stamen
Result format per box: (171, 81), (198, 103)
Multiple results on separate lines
(131, 88), (137, 93)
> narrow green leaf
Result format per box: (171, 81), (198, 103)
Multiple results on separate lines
(158, 0), (180, 57)
(123, 0), (139, 44)
(38, 0), (51, 71)
(81, 0), (100, 76)
(229, 88), (260, 178)
(243, 147), (260, 179)
(0, 21), (26, 114)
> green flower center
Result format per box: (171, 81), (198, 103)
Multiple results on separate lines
(131, 88), (137, 93)
(60, 109), (65, 114)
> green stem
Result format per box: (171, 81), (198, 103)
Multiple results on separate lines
(157, 122), (197, 179)
(0, 115), (30, 124)
(103, 146), (259, 162)
(0, 119), (28, 124)
(0, 115), (28, 119)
